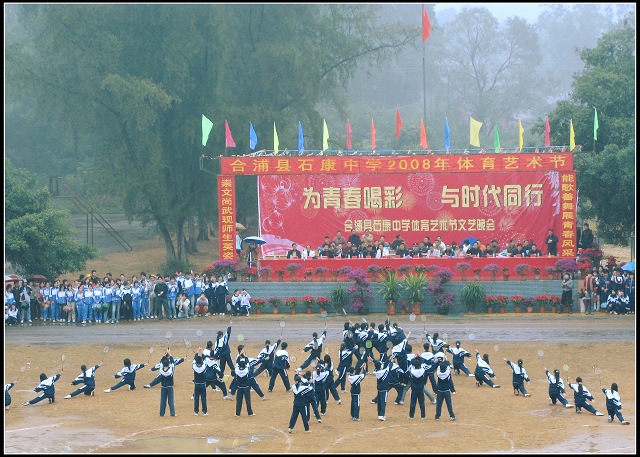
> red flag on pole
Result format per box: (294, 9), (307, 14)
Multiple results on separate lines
(544, 116), (551, 147)
(420, 119), (429, 149)
(225, 120), (236, 148)
(346, 119), (352, 150)
(395, 108), (403, 139)
(422, 5), (431, 42)
(371, 118), (376, 150)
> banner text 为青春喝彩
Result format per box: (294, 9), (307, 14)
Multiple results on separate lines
(221, 153), (573, 175)
(255, 171), (576, 257)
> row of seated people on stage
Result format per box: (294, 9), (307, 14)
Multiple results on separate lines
(286, 232), (548, 260)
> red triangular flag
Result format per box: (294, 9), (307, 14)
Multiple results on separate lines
(422, 5), (431, 42)
(396, 108), (403, 139)
(544, 116), (550, 147)
(420, 119), (429, 149)
(225, 120), (236, 148)
(346, 119), (352, 150)
(371, 118), (376, 150)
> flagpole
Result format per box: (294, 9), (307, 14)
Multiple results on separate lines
(422, 39), (427, 125)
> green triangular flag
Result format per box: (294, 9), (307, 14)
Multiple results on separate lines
(202, 115), (214, 147)
(494, 125), (500, 153)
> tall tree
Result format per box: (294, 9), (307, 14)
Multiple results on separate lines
(5, 159), (98, 279)
(6, 4), (415, 266)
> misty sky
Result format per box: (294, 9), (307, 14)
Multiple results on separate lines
(433, 2), (544, 22)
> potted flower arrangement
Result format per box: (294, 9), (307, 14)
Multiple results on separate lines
(401, 272), (428, 315)
(267, 296), (283, 314)
(433, 267), (454, 285)
(606, 255), (618, 271)
(576, 260), (591, 277)
(285, 263), (302, 281)
(545, 265), (558, 280)
(532, 266), (542, 280)
(511, 295), (524, 313)
(337, 265), (353, 281)
(314, 266), (328, 281)
(522, 297), (536, 313)
(258, 265), (271, 282)
(252, 298), (266, 315)
(455, 261), (472, 281)
(235, 262), (248, 281)
(484, 295), (500, 314)
(496, 295), (509, 313)
(414, 265), (428, 274)
(301, 295), (315, 314)
(316, 296), (330, 314)
(378, 270), (401, 315)
(460, 282), (486, 313)
(275, 268), (286, 282)
(284, 296), (298, 314)
(482, 263), (501, 281)
(473, 268), (483, 281)
(502, 267), (511, 281)
(398, 264), (414, 277)
(246, 267), (258, 282)
(209, 259), (237, 280)
(346, 268), (373, 315)
(367, 264), (382, 281)
(555, 258), (579, 278)
(330, 286), (349, 314)
(303, 268), (313, 282)
(400, 301), (409, 315)
(549, 295), (561, 313)
(535, 295), (549, 313)
(434, 292), (455, 315)
(514, 263), (531, 280)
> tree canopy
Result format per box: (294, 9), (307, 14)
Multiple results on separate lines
(5, 159), (98, 279)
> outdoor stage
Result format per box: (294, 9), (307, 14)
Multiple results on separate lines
(258, 256), (562, 280)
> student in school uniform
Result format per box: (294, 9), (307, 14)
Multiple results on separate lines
(312, 359), (330, 416)
(372, 358), (392, 421)
(288, 374), (313, 433)
(104, 358), (146, 392)
(192, 348), (208, 416)
(5, 381), (16, 409)
(544, 367), (572, 408)
(23, 372), (61, 406)
(504, 358), (531, 397)
(567, 377), (604, 416)
(214, 323), (235, 375)
(231, 290), (241, 316)
(601, 382), (630, 424)
(300, 324), (327, 370)
(268, 342), (291, 392)
(253, 338), (281, 379)
(229, 345), (268, 401)
(334, 344), (354, 394)
(239, 289), (252, 316)
(303, 370), (323, 423)
(166, 278), (179, 319)
(347, 367), (366, 421)
(447, 341), (475, 377)
(65, 362), (103, 398)
(102, 280), (113, 323)
(214, 276), (228, 316)
(232, 360), (254, 417)
(434, 358), (456, 421)
(158, 352), (177, 417)
(194, 293), (209, 317)
(474, 350), (500, 388)
(407, 357), (428, 420)
(322, 354), (342, 404)
(144, 355), (186, 389)
(65, 284), (76, 324)
(7, 304), (19, 326)
(202, 353), (232, 400)
(426, 332), (447, 354)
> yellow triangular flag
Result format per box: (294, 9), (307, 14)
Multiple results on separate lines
(470, 117), (482, 147)
(273, 122), (279, 155)
(518, 119), (524, 149)
(569, 119), (575, 151)
(322, 119), (329, 151)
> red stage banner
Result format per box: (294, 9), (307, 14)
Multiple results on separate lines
(257, 171), (574, 257)
(221, 153), (573, 176)
(558, 171), (577, 258)
(217, 175), (237, 261)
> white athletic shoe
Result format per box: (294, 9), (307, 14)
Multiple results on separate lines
(621, 421), (630, 425)
(595, 412), (604, 416)
(103, 389), (111, 393)
(565, 403), (573, 408)
(22, 402), (30, 406)
(468, 373), (475, 377)
(194, 412), (198, 416)
(64, 395), (71, 399)
(524, 393), (531, 397)
(336, 399), (341, 405)
(203, 412), (208, 416)
(288, 428), (293, 433)
(262, 397), (268, 401)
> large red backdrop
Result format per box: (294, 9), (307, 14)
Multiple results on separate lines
(256, 170), (576, 256)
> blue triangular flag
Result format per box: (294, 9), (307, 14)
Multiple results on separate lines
(298, 121), (305, 154)
(249, 122), (258, 150)
(444, 117), (451, 151)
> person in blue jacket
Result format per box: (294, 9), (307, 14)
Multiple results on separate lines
(214, 323), (234, 375)
(268, 342), (292, 392)
(504, 358), (531, 397)
(544, 367), (572, 408)
(192, 348), (208, 416)
(104, 358), (146, 392)
(447, 341), (474, 377)
(232, 359), (254, 417)
(474, 350), (500, 388)
(434, 358), (456, 421)
(23, 372), (61, 406)
(567, 377), (603, 416)
(65, 362), (103, 398)
(299, 324), (327, 370)
(601, 382), (630, 424)
(158, 351), (177, 417)
(5, 382), (16, 409)
(288, 373), (313, 433)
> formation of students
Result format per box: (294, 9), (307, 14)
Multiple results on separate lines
(5, 320), (632, 430)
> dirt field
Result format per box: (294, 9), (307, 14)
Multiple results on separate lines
(4, 315), (635, 454)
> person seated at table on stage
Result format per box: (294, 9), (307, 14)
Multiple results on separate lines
(333, 230), (347, 247)
(408, 242), (419, 257)
(528, 243), (543, 257)
(425, 245), (441, 258)
(505, 239), (517, 255)
(466, 241), (481, 257)
(477, 241), (488, 257)
(390, 234), (405, 251)
(433, 236), (446, 254)
(510, 244), (528, 258)
(301, 245), (316, 260)
(443, 243), (456, 258)
(361, 228), (374, 248)
(378, 235), (390, 248)
(394, 242), (411, 258)
(484, 243), (497, 257)
(346, 244), (361, 259)
(422, 236), (433, 249)
(413, 241), (428, 257)
(334, 243), (347, 259)
(319, 243), (335, 259)
(461, 239), (471, 254)
(287, 243), (302, 259)
(321, 235), (331, 249)
(348, 229), (361, 248)
(522, 240), (532, 256)
(361, 244), (377, 258)
(376, 243), (390, 258)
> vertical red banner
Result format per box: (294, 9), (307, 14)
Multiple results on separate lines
(558, 171), (577, 257)
(217, 175), (237, 261)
